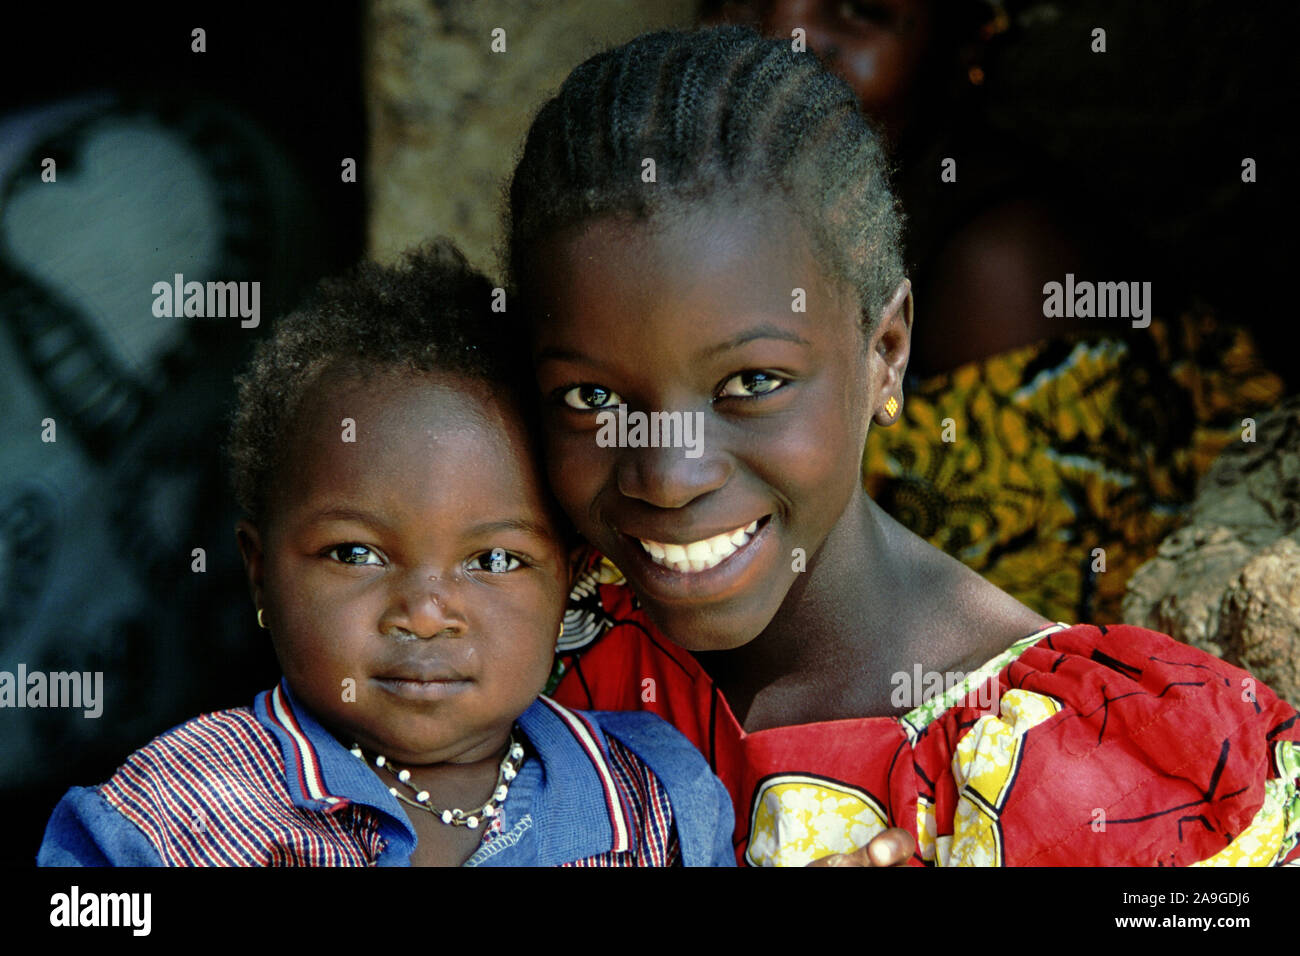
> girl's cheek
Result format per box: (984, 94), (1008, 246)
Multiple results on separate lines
(546, 433), (605, 502)
(769, 415), (848, 484)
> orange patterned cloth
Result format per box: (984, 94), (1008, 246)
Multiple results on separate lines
(863, 314), (1285, 623)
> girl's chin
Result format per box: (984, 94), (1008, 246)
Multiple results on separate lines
(636, 597), (772, 654)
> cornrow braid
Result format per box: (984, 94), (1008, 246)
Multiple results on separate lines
(507, 25), (905, 330)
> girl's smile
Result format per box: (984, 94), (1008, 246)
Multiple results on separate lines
(631, 513), (766, 572)
(620, 514), (774, 602)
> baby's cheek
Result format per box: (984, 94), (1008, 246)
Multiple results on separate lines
(486, 599), (560, 686)
(270, 586), (369, 693)
(484, 641), (554, 718)
(273, 640), (351, 729)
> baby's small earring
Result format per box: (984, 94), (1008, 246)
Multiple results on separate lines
(257, 608), (268, 630)
(876, 394), (902, 426)
(557, 620), (565, 644)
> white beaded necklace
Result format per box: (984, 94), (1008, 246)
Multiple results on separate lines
(350, 733), (524, 830)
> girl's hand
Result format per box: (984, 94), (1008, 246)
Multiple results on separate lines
(805, 828), (916, 867)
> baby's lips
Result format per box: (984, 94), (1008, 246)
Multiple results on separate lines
(375, 657), (473, 684)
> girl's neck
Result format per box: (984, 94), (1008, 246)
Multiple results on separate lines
(692, 490), (1051, 731)
(693, 492), (915, 728)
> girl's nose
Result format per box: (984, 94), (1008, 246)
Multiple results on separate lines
(615, 441), (732, 510)
(379, 569), (467, 639)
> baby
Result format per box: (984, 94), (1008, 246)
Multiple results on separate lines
(37, 241), (734, 866)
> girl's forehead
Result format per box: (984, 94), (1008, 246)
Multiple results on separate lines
(546, 205), (804, 288)
(529, 216), (867, 387)
(533, 202), (858, 331)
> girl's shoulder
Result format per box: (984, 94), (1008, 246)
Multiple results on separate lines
(888, 508), (1054, 666)
(1005, 620), (1285, 713)
(917, 618), (1296, 750)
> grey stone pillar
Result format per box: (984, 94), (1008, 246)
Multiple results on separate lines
(366, 0), (696, 274)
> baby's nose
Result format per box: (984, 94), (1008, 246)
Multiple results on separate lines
(379, 570), (468, 639)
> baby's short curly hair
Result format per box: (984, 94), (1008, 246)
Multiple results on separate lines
(228, 240), (526, 525)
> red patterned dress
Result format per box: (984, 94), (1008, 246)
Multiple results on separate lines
(550, 554), (1300, 866)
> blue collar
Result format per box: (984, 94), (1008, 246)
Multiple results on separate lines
(514, 695), (638, 861)
(252, 680), (635, 864)
(253, 681), (417, 863)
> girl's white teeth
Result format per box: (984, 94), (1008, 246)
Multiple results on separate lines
(709, 536), (735, 558)
(636, 520), (762, 574)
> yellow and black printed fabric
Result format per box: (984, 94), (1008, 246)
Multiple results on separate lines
(863, 313), (1284, 623)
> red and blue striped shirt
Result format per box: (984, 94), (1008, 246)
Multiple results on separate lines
(38, 681), (735, 867)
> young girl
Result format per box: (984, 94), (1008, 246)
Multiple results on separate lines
(36, 242), (733, 867)
(506, 26), (1300, 866)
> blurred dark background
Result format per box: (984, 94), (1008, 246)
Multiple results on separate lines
(0, 3), (366, 866)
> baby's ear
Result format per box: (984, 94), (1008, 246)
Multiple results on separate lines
(235, 519), (266, 608)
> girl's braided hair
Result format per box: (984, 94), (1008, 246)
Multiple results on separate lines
(507, 25), (905, 330)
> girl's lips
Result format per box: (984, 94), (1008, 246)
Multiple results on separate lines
(635, 518), (761, 573)
(617, 515), (774, 605)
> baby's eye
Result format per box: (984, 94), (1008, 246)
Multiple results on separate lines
(717, 371), (788, 398)
(329, 544), (382, 566)
(473, 547), (522, 574)
(561, 384), (622, 411)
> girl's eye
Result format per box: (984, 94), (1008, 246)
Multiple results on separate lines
(717, 371), (788, 398)
(474, 547), (522, 574)
(561, 384), (622, 410)
(329, 544), (382, 566)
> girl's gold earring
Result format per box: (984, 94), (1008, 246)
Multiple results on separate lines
(558, 621), (565, 641)
(874, 394), (902, 427)
(257, 608), (268, 630)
